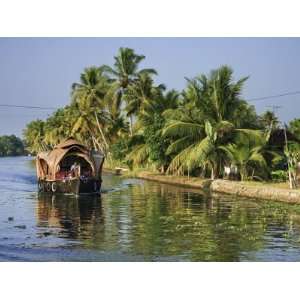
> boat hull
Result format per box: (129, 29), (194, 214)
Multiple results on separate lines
(38, 177), (102, 195)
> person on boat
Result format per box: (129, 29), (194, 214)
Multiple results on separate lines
(70, 162), (80, 177)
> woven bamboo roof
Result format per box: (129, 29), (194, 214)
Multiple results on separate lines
(36, 138), (98, 180)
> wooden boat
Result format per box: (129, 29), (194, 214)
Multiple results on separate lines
(36, 138), (104, 195)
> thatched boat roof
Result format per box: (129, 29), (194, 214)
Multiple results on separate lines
(54, 138), (86, 150)
(36, 138), (103, 180)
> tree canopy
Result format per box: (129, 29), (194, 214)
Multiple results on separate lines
(22, 47), (298, 183)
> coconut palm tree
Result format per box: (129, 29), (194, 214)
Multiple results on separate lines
(162, 66), (257, 178)
(43, 108), (73, 147)
(71, 66), (109, 106)
(124, 73), (164, 118)
(102, 47), (157, 89)
(105, 112), (129, 144)
(219, 135), (267, 181)
(102, 47), (157, 135)
(182, 65), (249, 125)
(163, 118), (233, 178)
(23, 119), (47, 154)
(220, 127), (284, 181)
(71, 66), (111, 152)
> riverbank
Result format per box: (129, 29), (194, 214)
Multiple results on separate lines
(135, 171), (300, 204)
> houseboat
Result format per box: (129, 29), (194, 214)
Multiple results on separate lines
(36, 138), (104, 195)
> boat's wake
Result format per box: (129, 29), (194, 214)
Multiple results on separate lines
(0, 171), (36, 185)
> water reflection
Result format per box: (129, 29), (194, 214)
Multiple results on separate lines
(34, 180), (300, 261)
(3, 157), (300, 261)
(36, 193), (104, 241)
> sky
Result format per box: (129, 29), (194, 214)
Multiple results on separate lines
(0, 37), (300, 137)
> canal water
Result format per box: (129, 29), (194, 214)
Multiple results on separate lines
(1, 156), (300, 261)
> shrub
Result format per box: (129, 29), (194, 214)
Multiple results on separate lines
(271, 170), (288, 182)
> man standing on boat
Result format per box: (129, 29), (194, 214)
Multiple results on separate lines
(70, 162), (81, 177)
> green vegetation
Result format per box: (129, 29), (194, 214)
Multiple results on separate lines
(0, 135), (25, 156)
(23, 47), (300, 187)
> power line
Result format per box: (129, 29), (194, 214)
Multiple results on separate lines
(0, 89), (300, 110)
(247, 90), (300, 102)
(0, 104), (58, 110)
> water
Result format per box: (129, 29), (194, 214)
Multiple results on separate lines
(1, 157), (300, 261)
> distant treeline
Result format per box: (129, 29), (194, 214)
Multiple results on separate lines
(0, 135), (25, 157)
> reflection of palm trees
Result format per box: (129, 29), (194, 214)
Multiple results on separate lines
(36, 193), (104, 240)
(123, 182), (269, 261)
(35, 181), (300, 261)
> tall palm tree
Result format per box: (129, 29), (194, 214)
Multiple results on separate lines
(124, 73), (159, 117)
(71, 66), (109, 108)
(162, 66), (256, 178)
(71, 66), (110, 152)
(102, 47), (157, 89)
(102, 47), (157, 135)
(182, 65), (249, 125)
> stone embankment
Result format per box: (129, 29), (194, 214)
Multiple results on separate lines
(136, 171), (300, 204)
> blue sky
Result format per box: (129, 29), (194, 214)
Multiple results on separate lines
(0, 37), (300, 137)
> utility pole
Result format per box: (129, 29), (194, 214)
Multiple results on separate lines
(265, 105), (296, 189)
(266, 105), (282, 114)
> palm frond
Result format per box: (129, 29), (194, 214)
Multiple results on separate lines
(162, 121), (203, 139)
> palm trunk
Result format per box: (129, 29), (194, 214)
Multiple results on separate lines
(283, 124), (296, 189)
(129, 115), (133, 137)
(85, 121), (101, 152)
(240, 165), (247, 181)
(94, 112), (109, 152)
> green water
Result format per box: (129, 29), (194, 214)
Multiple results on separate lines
(0, 156), (300, 261)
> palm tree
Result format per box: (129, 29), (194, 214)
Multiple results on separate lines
(23, 119), (47, 154)
(102, 47), (157, 89)
(182, 65), (249, 125)
(102, 47), (157, 135)
(124, 73), (163, 117)
(43, 108), (72, 147)
(163, 118), (235, 178)
(162, 66), (251, 178)
(71, 66), (109, 106)
(71, 66), (111, 152)
(105, 112), (129, 144)
(220, 135), (267, 181)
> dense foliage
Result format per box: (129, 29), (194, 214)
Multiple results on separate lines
(0, 135), (25, 156)
(23, 47), (300, 184)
